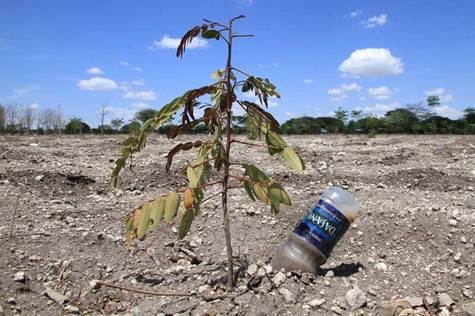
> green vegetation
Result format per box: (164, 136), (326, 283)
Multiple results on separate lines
(111, 16), (304, 288)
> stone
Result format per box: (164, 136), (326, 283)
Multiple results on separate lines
(438, 307), (450, 316)
(64, 305), (80, 314)
(35, 175), (44, 181)
(13, 272), (27, 283)
(462, 289), (473, 299)
(374, 262), (388, 272)
(0, 304), (3, 316)
(331, 306), (344, 315)
(247, 264), (258, 276)
(405, 296), (423, 307)
(273, 271), (286, 286)
(278, 288), (296, 304)
(309, 298), (326, 307)
(45, 285), (69, 305)
(325, 270), (335, 278)
(448, 219), (457, 227)
(234, 292), (253, 306)
(454, 252), (462, 262)
(89, 279), (100, 290)
(438, 293), (454, 307)
(463, 302), (475, 316)
(345, 287), (367, 310)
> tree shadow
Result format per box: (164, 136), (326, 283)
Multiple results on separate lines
(316, 262), (364, 277)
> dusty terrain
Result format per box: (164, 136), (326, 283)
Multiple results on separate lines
(0, 134), (474, 315)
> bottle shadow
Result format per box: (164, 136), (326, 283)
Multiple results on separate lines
(316, 262), (364, 277)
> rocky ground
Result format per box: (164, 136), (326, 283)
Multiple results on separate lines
(0, 134), (474, 316)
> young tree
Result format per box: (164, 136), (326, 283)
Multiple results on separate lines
(111, 16), (305, 288)
(427, 95), (440, 108)
(111, 118), (124, 131)
(0, 104), (5, 131)
(99, 104), (112, 135)
(21, 105), (35, 134)
(135, 108), (159, 124)
(350, 110), (363, 121)
(464, 107), (475, 123)
(5, 103), (19, 132)
(66, 117), (85, 134)
(334, 107), (348, 133)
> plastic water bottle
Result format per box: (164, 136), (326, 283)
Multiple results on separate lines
(272, 186), (360, 273)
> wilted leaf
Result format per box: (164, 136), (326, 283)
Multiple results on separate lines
(244, 164), (269, 183)
(135, 204), (151, 241)
(187, 166), (199, 187)
(211, 69), (225, 80)
(253, 183), (269, 204)
(281, 147), (305, 172)
(125, 214), (134, 247)
(184, 189), (194, 209)
(148, 197), (166, 231)
(178, 208), (194, 239)
(268, 182), (292, 206)
(165, 192), (180, 224)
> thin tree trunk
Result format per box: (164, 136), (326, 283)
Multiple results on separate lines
(222, 19), (234, 289)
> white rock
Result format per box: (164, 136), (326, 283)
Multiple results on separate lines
(325, 270), (335, 278)
(35, 175), (44, 181)
(438, 293), (454, 307)
(278, 288), (295, 303)
(448, 219), (457, 227)
(438, 307), (450, 316)
(463, 302), (475, 316)
(247, 264), (258, 276)
(454, 252), (462, 262)
(272, 271), (286, 286)
(13, 272), (27, 283)
(374, 262), (388, 272)
(89, 280), (100, 290)
(345, 287), (367, 310)
(309, 298), (326, 307)
(64, 305), (80, 314)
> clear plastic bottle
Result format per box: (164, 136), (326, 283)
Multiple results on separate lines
(271, 186), (360, 273)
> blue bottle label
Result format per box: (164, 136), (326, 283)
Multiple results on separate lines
(293, 199), (350, 258)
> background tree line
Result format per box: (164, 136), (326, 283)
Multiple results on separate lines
(1, 95), (474, 136)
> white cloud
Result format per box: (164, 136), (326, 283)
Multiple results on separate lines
(285, 112), (297, 118)
(86, 67), (103, 75)
(303, 79), (313, 84)
(339, 48), (403, 77)
(122, 90), (157, 101)
(78, 77), (119, 91)
(362, 14), (388, 28)
(149, 35), (208, 50)
(363, 102), (400, 115)
(272, 61), (278, 67)
(132, 66), (143, 72)
(328, 83), (362, 102)
(132, 79), (145, 86)
(368, 86), (397, 100)
(13, 85), (38, 96)
(131, 102), (151, 110)
(350, 10), (362, 18)
(424, 88), (454, 102)
(105, 106), (137, 120)
(236, 0), (253, 6)
(119, 61), (129, 66)
(435, 105), (462, 119)
(29, 102), (39, 109)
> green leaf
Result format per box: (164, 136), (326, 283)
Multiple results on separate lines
(201, 29), (220, 39)
(135, 204), (151, 241)
(148, 197), (166, 231)
(165, 192), (180, 224)
(281, 147), (305, 172)
(244, 164), (269, 182)
(178, 208), (194, 239)
(268, 182), (292, 206)
(265, 130), (286, 155)
(243, 181), (255, 201)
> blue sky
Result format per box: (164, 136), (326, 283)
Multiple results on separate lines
(1, 0), (474, 126)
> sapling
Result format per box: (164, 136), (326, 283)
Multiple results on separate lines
(111, 15), (305, 288)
